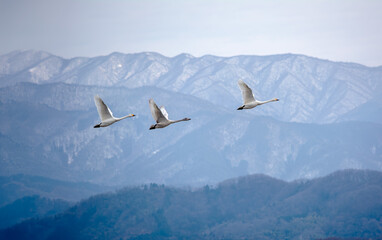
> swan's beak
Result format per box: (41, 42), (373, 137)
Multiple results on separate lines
(131, 114), (135, 117)
(275, 98), (279, 101)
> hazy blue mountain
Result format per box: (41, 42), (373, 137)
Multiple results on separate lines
(0, 174), (115, 230)
(1, 169), (381, 240)
(0, 175), (115, 207)
(1, 50), (381, 124)
(0, 82), (381, 186)
(0, 195), (71, 230)
(338, 94), (382, 124)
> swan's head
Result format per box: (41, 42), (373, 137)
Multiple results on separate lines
(149, 124), (156, 130)
(274, 98), (279, 101)
(183, 118), (191, 121)
(130, 114), (136, 117)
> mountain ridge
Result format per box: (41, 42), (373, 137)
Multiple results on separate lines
(1, 50), (381, 124)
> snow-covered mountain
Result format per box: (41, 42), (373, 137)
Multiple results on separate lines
(0, 50), (381, 186)
(1, 50), (381, 124)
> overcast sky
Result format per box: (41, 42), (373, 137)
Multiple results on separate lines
(0, 0), (381, 66)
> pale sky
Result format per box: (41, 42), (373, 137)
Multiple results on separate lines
(0, 0), (381, 66)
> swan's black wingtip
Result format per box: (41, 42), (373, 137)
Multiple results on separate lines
(237, 106), (244, 110)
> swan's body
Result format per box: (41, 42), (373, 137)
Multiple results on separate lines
(149, 98), (190, 130)
(93, 95), (135, 128)
(237, 80), (279, 110)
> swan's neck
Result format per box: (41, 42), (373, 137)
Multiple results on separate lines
(259, 98), (278, 105)
(171, 118), (190, 123)
(115, 114), (134, 121)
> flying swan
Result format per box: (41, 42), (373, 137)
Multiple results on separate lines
(237, 80), (279, 110)
(149, 98), (191, 130)
(93, 95), (135, 128)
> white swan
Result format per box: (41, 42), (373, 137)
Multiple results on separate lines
(149, 98), (191, 130)
(237, 80), (279, 110)
(93, 95), (135, 128)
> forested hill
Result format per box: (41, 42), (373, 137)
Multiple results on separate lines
(2, 169), (382, 240)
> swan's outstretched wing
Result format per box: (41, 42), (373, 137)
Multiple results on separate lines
(149, 99), (167, 123)
(160, 106), (169, 120)
(94, 95), (114, 121)
(238, 80), (256, 104)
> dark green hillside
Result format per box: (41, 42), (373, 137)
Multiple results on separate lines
(1, 169), (382, 240)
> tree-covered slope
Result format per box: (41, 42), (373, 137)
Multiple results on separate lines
(1, 169), (381, 240)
